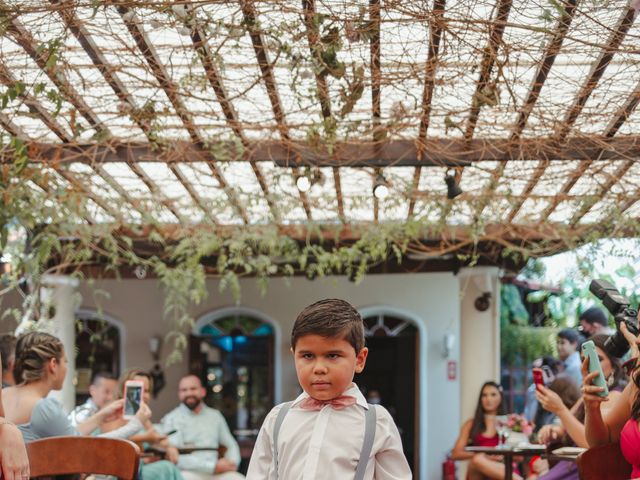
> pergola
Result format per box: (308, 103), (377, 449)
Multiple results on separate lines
(2, 0), (640, 274)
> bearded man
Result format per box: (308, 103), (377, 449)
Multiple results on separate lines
(160, 374), (244, 480)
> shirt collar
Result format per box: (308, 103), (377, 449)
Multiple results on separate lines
(292, 383), (368, 409)
(178, 402), (206, 415)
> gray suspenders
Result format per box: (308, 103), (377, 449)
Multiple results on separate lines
(272, 401), (377, 480)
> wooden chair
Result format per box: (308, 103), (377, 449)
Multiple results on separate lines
(27, 436), (140, 479)
(576, 442), (632, 480)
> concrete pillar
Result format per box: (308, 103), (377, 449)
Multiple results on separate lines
(457, 266), (500, 479)
(41, 275), (79, 412)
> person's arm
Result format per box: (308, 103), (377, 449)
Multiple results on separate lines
(536, 387), (588, 447)
(0, 385), (30, 480)
(451, 419), (474, 461)
(372, 406), (412, 480)
(76, 399), (124, 435)
(585, 321), (639, 447)
(584, 361), (632, 446)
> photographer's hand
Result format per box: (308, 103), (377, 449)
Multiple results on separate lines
(620, 322), (640, 359)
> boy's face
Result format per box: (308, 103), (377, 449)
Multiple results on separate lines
(556, 337), (576, 360)
(292, 334), (368, 401)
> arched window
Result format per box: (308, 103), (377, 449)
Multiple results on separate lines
(364, 314), (414, 337)
(74, 309), (124, 404)
(192, 307), (280, 469)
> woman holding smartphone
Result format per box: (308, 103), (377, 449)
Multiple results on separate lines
(451, 381), (522, 480)
(529, 334), (624, 479)
(3, 332), (149, 442)
(583, 321), (640, 478)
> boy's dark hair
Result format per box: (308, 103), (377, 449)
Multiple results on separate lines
(579, 307), (608, 327)
(291, 299), (365, 353)
(557, 328), (583, 346)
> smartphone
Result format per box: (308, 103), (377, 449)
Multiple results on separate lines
(123, 380), (144, 419)
(532, 367), (545, 388)
(581, 340), (609, 397)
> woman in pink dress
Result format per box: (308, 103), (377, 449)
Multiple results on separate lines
(452, 381), (522, 480)
(583, 321), (640, 479)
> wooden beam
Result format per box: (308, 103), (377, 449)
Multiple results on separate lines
(511, 0), (579, 140)
(116, 5), (249, 223)
(10, 136), (640, 166)
(440, 0), (512, 225)
(472, 0), (579, 222)
(206, 162), (249, 224)
(0, 61), (71, 142)
(52, 0), (154, 138)
(0, 112), (25, 138)
(568, 80), (640, 223)
(7, 14), (109, 137)
(54, 168), (122, 222)
(108, 221), (635, 246)
(507, 5), (636, 222)
(409, 0), (447, 218)
(554, 5), (637, 142)
(89, 163), (149, 220)
(236, 1), (312, 220)
(302, 0), (348, 222)
(167, 163), (218, 224)
(603, 77), (640, 139)
(370, 0), (381, 223)
(569, 160), (636, 225)
(464, 0), (512, 141)
(506, 159), (548, 223)
(127, 162), (186, 224)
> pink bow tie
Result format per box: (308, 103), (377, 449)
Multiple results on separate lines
(298, 395), (357, 411)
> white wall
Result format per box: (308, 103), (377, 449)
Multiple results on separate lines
(1, 271), (466, 479)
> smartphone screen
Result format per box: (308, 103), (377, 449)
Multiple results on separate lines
(124, 381), (143, 417)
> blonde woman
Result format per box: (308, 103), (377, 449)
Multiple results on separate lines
(3, 332), (148, 442)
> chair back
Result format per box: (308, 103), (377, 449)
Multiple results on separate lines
(576, 442), (631, 480)
(27, 436), (140, 479)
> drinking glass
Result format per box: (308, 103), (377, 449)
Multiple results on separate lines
(495, 415), (509, 448)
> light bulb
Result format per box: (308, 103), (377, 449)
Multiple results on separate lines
(296, 175), (311, 192)
(373, 183), (389, 199)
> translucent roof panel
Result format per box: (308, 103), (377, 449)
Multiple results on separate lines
(1, 0), (639, 242)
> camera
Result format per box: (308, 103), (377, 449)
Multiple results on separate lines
(589, 279), (639, 358)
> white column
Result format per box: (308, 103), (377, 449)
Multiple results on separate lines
(459, 266), (501, 415)
(41, 275), (79, 412)
(457, 266), (500, 479)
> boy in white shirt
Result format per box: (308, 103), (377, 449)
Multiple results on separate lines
(247, 299), (411, 480)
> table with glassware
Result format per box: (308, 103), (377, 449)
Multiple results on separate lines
(464, 444), (547, 480)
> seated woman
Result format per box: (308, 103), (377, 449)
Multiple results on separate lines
(0, 352), (30, 479)
(583, 322), (640, 479)
(451, 381), (522, 480)
(529, 334), (624, 479)
(100, 368), (182, 480)
(3, 331), (147, 442)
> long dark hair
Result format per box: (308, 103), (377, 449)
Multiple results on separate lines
(468, 381), (505, 444)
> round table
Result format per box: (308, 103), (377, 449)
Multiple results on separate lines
(464, 444), (547, 480)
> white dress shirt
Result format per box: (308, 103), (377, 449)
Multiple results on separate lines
(160, 403), (242, 473)
(246, 383), (412, 480)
